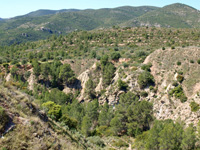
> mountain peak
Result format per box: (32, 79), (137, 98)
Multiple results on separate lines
(164, 3), (197, 10)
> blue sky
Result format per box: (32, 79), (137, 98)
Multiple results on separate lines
(1, 0), (199, 18)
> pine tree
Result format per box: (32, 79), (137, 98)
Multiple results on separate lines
(98, 102), (113, 126)
(81, 115), (92, 137)
(181, 124), (196, 150)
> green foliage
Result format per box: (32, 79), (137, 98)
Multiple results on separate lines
(169, 85), (187, 102)
(140, 91), (148, 97)
(177, 61), (181, 66)
(111, 52), (121, 60)
(87, 136), (105, 148)
(0, 106), (9, 132)
(135, 120), (197, 150)
(59, 115), (78, 129)
(32, 60), (41, 77)
(102, 63), (116, 87)
(110, 92), (153, 136)
(85, 78), (95, 99)
(117, 79), (128, 91)
(110, 113), (125, 135)
(171, 46), (175, 49)
(122, 62), (129, 68)
(44, 88), (68, 105)
(177, 74), (184, 83)
(85, 99), (99, 123)
(172, 81), (179, 87)
(138, 71), (155, 89)
(190, 102), (200, 112)
(158, 121), (183, 150)
(81, 115), (92, 137)
(24, 71), (31, 79)
(98, 102), (113, 126)
(65, 99), (85, 128)
(181, 124), (196, 150)
(112, 139), (129, 148)
(90, 50), (96, 58)
(141, 63), (152, 72)
(197, 59), (200, 64)
(190, 60), (194, 63)
(127, 101), (153, 136)
(10, 65), (19, 77)
(42, 101), (62, 120)
(59, 64), (76, 84)
(100, 55), (109, 66)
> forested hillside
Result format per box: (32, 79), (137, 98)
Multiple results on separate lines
(0, 3), (200, 45)
(0, 26), (200, 149)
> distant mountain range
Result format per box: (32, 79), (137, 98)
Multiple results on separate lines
(0, 3), (199, 45)
(25, 9), (80, 17)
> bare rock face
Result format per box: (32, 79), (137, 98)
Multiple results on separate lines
(95, 77), (103, 93)
(77, 69), (90, 101)
(27, 69), (35, 91)
(153, 94), (200, 126)
(70, 62), (97, 102)
(144, 47), (200, 126)
(5, 73), (11, 82)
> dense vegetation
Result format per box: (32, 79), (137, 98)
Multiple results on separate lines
(0, 25), (200, 149)
(135, 120), (199, 150)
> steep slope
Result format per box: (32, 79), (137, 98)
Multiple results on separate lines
(144, 46), (200, 125)
(124, 3), (200, 28)
(0, 81), (87, 150)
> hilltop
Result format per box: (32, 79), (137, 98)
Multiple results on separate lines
(124, 3), (200, 28)
(25, 9), (80, 17)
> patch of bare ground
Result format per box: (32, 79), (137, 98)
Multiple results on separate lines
(144, 46), (200, 97)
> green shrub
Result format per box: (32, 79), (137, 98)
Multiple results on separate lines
(177, 75), (184, 83)
(118, 79), (128, 91)
(59, 115), (78, 129)
(111, 52), (121, 60)
(141, 91), (148, 97)
(42, 101), (62, 120)
(141, 63), (152, 72)
(87, 136), (105, 147)
(138, 71), (155, 89)
(162, 47), (165, 50)
(0, 106), (9, 133)
(177, 61), (181, 66)
(123, 62), (129, 68)
(113, 139), (129, 148)
(171, 46), (175, 49)
(190, 102), (200, 112)
(177, 71), (183, 75)
(190, 60), (194, 63)
(197, 59), (200, 64)
(172, 81), (178, 87)
(149, 86), (154, 91)
(169, 85), (187, 103)
(24, 71), (31, 79)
